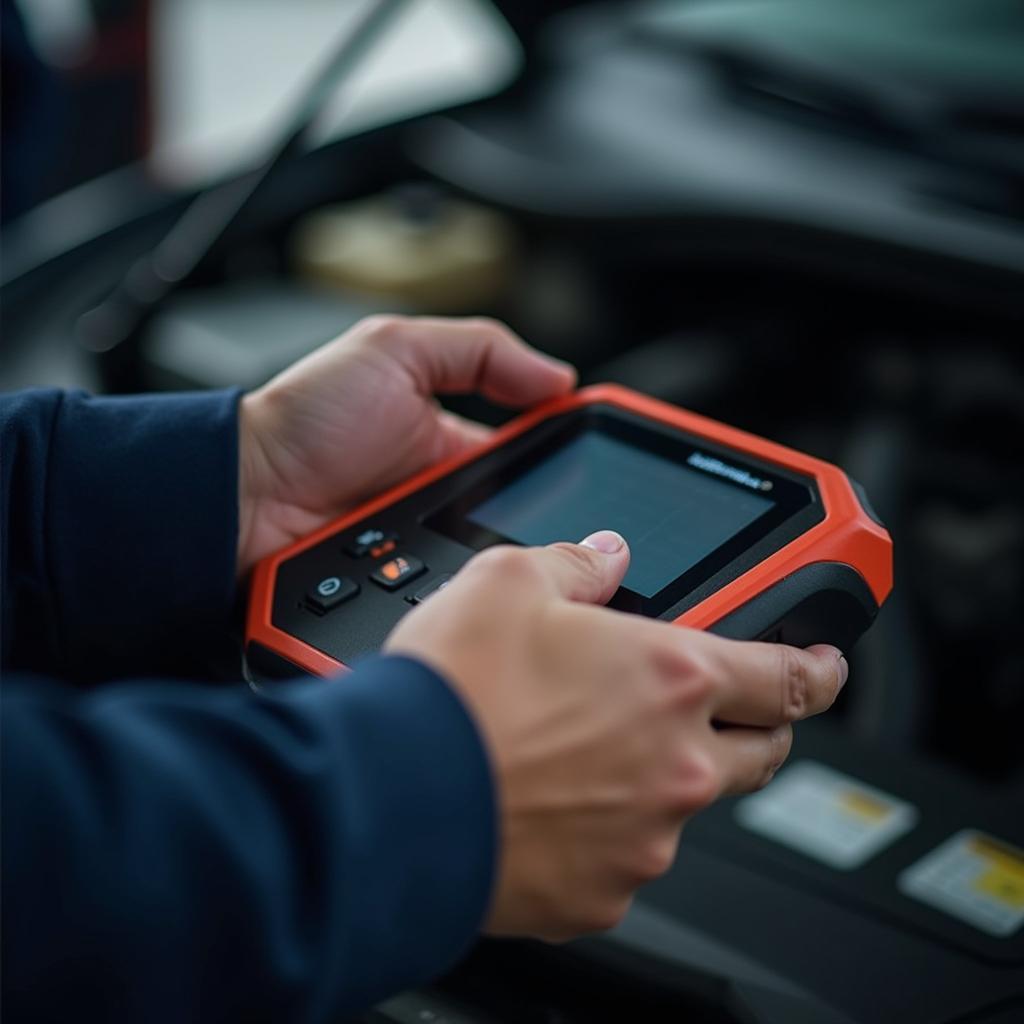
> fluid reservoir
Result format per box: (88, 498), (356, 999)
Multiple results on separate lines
(292, 184), (517, 311)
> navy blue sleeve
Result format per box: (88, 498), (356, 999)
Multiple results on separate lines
(1, 387), (240, 680)
(1, 657), (497, 1022)
(0, 389), (498, 1019)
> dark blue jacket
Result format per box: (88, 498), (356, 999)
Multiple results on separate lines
(1, 389), (496, 1022)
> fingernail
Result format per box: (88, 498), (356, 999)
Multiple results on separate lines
(837, 654), (849, 690)
(580, 530), (625, 554)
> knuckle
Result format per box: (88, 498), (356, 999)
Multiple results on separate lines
(776, 722), (794, 762)
(468, 545), (536, 583)
(671, 751), (721, 811)
(358, 313), (408, 345)
(635, 836), (678, 882)
(581, 896), (632, 935)
(778, 646), (810, 721)
(464, 315), (508, 339)
(756, 726), (793, 790)
(655, 642), (715, 708)
(690, 762), (723, 808)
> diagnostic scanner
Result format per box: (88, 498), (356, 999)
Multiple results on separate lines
(246, 385), (892, 678)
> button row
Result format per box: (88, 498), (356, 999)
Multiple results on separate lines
(306, 525), (454, 614)
(307, 554), (440, 615)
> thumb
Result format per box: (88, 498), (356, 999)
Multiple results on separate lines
(533, 530), (631, 605)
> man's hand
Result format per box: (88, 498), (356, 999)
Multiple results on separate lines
(237, 315), (575, 575)
(385, 531), (848, 941)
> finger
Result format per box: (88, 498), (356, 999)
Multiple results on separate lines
(528, 531), (631, 605)
(705, 638), (848, 728)
(712, 724), (793, 795)
(432, 410), (494, 461)
(377, 315), (577, 405)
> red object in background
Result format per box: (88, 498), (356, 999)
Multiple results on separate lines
(2, 0), (154, 217)
(65, 0), (154, 186)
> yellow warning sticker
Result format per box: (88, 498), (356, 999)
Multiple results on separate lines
(899, 830), (1024, 937)
(840, 789), (892, 823)
(735, 761), (918, 870)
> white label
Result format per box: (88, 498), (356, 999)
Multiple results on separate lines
(735, 760), (918, 869)
(899, 830), (1024, 938)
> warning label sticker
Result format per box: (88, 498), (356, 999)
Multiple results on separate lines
(735, 760), (918, 869)
(899, 830), (1024, 938)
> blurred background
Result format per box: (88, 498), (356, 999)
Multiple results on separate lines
(3, 2), (1023, 1020)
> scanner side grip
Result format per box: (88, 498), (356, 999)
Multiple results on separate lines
(707, 561), (880, 651)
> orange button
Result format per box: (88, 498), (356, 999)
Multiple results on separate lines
(370, 554), (427, 591)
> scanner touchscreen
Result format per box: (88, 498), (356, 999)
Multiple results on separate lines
(465, 432), (774, 598)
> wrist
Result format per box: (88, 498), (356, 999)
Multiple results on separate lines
(237, 390), (272, 578)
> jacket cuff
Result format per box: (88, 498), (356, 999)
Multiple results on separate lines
(47, 389), (241, 676)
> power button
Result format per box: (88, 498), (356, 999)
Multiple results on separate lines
(306, 575), (360, 614)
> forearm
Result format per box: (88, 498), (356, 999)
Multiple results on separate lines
(1, 655), (496, 1022)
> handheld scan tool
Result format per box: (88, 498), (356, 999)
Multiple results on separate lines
(246, 385), (892, 678)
